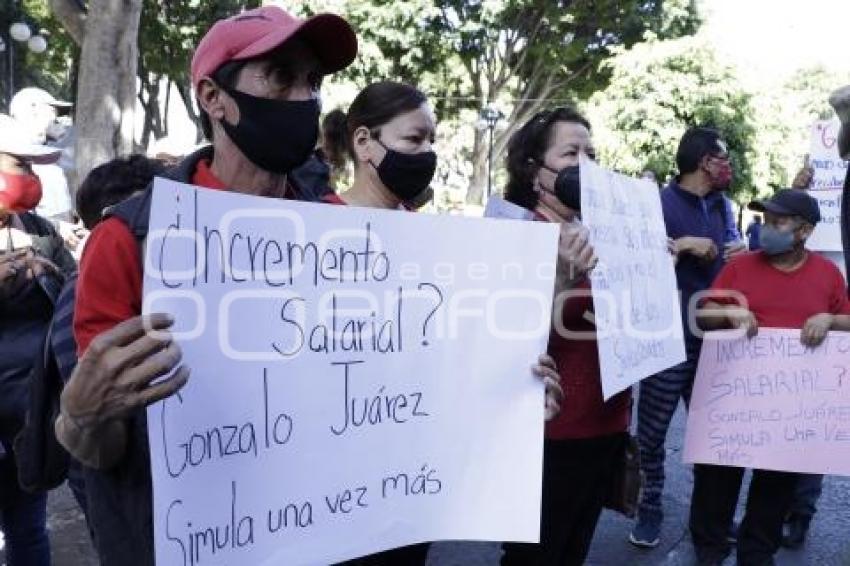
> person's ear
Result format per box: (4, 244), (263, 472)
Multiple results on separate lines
(528, 157), (542, 185)
(352, 126), (375, 165)
(196, 77), (227, 122)
(798, 223), (815, 240)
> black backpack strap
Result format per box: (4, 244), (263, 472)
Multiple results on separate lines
(13, 324), (70, 493)
(843, 167), (850, 296)
(19, 212), (56, 237)
(106, 187), (154, 242)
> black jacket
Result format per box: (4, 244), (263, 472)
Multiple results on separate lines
(843, 167), (850, 289)
(0, 213), (72, 438)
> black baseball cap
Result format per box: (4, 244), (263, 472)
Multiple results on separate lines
(748, 189), (821, 225)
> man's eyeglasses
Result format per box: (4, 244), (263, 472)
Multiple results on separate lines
(251, 61), (323, 98)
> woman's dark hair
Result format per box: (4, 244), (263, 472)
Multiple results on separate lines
(675, 126), (723, 175)
(76, 154), (165, 229)
(197, 60), (245, 141)
(342, 81), (428, 162)
(321, 109), (349, 171)
(505, 106), (591, 210)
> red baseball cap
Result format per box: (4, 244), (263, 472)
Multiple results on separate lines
(191, 6), (357, 90)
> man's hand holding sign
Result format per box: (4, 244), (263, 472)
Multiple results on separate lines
(58, 314), (189, 469)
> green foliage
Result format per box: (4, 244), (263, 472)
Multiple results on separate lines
(11, 0), (263, 110)
(34, 0), (703, 203)
(586, 35), (850, 204)
(3, 0), (79, 104)
(585, 36), (763, 201)
(771, 66), (850, 181)
(783, 66), (846, 122)
(330, 0), (701, 202)
(338, 0), (701, 109)
(138, 0), (261, 86)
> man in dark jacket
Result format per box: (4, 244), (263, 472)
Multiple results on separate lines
(630, 127), (747, 549)
(832, 86), (850, 278)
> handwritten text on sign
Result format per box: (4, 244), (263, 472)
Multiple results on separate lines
(807, 119), (847, 251)
(580, 158), (686, 399)
(683, 329), (850, 475)
(143, 179), (559, 565)
(810, 119), (849, 191)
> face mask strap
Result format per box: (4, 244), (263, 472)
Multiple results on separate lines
(366, 134), (388, 173)
(535, 159), (559, 177)
(532, 161), (560, 198)
(361, 129), (388, 164)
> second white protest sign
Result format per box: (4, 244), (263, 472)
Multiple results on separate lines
(579, 158), (686, 399)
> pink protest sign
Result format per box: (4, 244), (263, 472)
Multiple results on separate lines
(683, 329), (850, 475)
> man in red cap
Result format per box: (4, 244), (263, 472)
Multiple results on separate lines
(56, 7), (357, 565)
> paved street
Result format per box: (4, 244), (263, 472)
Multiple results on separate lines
(430, 404), (850, 566)
(13, 403), (850, 565)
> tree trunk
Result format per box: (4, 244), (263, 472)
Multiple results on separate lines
(467, 129), (489, 204)
(175, 82), (204, 143)
(74, 0), (142, 189)
(138, 72), (163, 151)
(163, 78), (172, 136)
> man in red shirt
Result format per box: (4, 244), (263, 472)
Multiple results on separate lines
(691, 188), (850, 565)
(55, 7), (357, 565)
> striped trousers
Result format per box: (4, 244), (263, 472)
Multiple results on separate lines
(636, 343), (700, 522)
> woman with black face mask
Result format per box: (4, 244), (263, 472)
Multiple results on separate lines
(501, 107), (632, 566)
(324, 83), (565, 566)
(320, 81), (437, 210)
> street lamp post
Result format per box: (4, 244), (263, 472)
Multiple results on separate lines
(2, 10), (48, 109)
(479, 102), (504, 198)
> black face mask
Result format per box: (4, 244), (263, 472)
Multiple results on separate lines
(542, 164), (581, 210)
(219, 84), (320, 174)
(371, 139), (438, 202)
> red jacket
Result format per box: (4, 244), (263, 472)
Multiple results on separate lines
(545, 278), (631, 439)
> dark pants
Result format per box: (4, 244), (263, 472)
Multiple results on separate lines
(788, 473), (823, 520)
(0, 453), (50, 566)
(67, 461), (88, 516)
(636, 341), (698, 523)
(337, 543), (430, 565)
(690, 464), (797, 566)
(501, 433), (626, 566)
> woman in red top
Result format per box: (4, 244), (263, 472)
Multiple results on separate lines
(500, 107), (632, 566)
(325, 81), (565, 566)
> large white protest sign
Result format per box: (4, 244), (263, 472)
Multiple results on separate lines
(805, 190), (842, 253)
(580, 158), (686, 399)
(684, 329), (850, 475)
(143, 179), (560, 565)
(807, 119), (846, 251)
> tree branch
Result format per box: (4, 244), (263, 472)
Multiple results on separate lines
(48, 0), (86, 46)
(509, 9), (546, 80)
